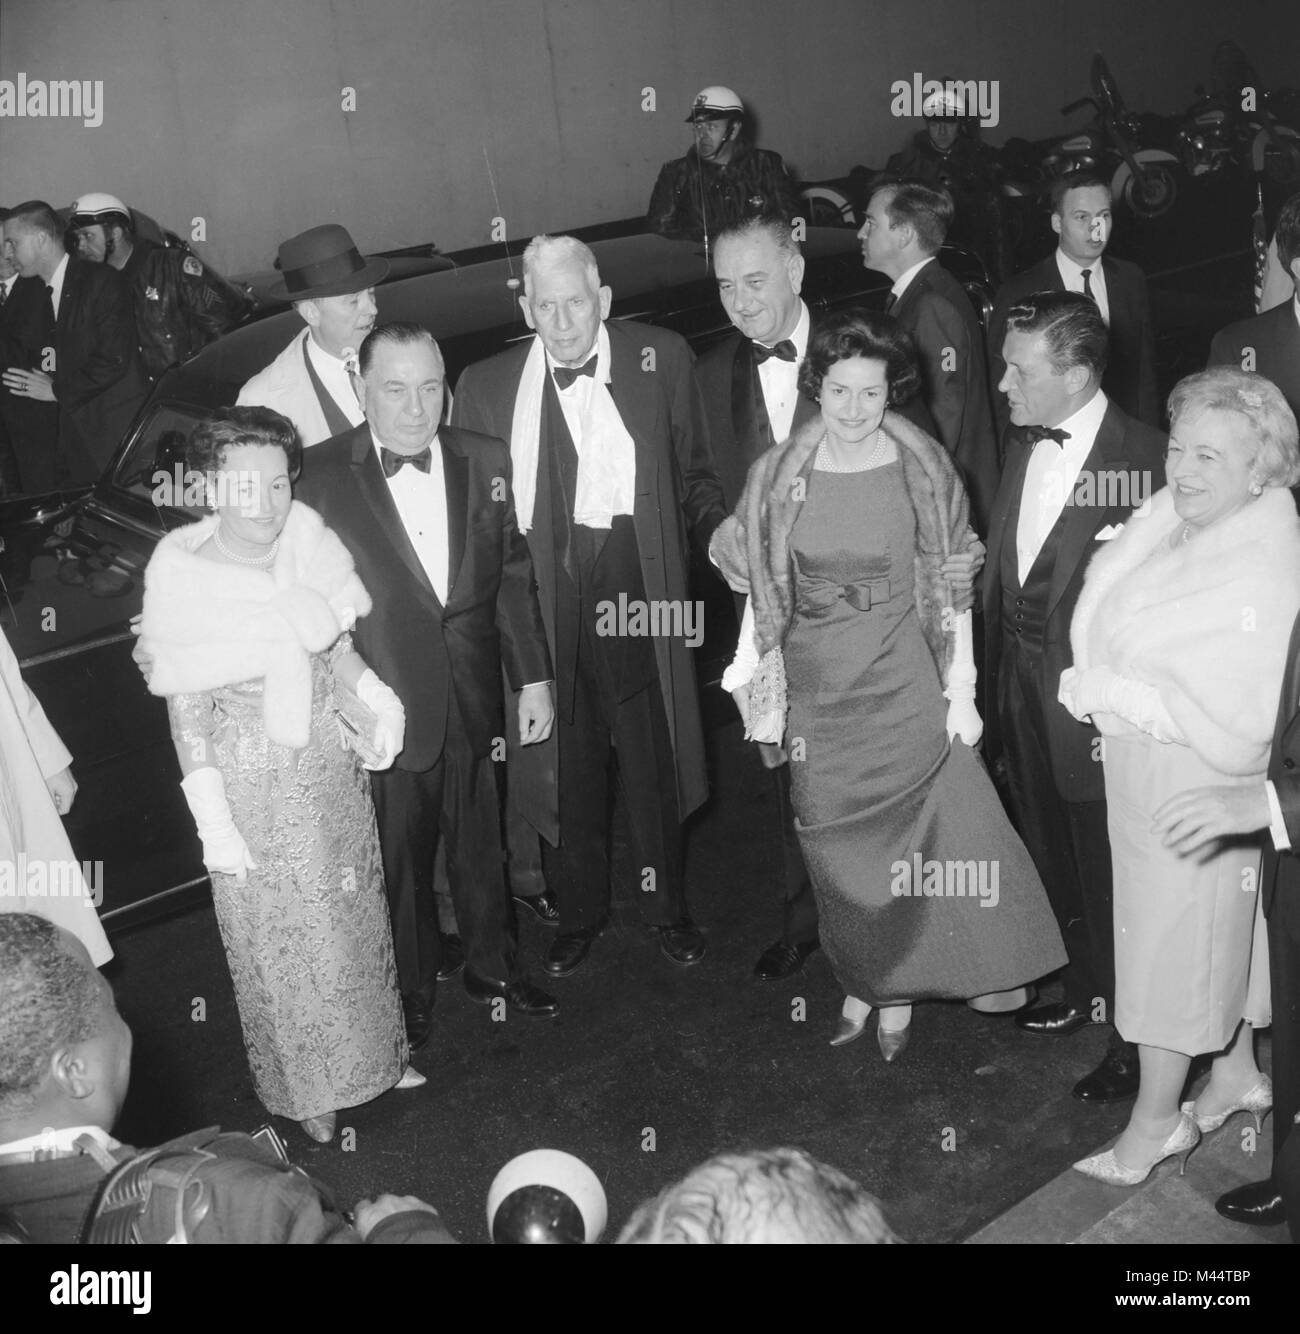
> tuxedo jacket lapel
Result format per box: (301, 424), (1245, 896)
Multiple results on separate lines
(441, 437), (468, 604)
(985, 438), (1035, 602)
(607, 328), (658, 499)
(730, 340), (773, 461)
(348, 430), (443, 613)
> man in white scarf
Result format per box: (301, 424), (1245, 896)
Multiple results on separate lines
(453, 236), (728, 980)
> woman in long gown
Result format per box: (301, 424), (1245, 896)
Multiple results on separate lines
(139, 407), (420, 1142)
(1062, 368), (1300, 1184)
(716, 308), (1066, 1060)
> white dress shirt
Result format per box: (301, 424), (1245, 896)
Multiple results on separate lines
(0, 1123), (119, 1158)
(891, 256), (933, 306)
(755, 300), (811, 443)
(1056, 250), (1110, 326)
(548, 343), (598, 447)
(372, 429), (449, 602)
(47, 253), (69, 319)
(0, 273), (17, 304)
(307, 334), (365, 429)
(1015, 389), (1108, 584)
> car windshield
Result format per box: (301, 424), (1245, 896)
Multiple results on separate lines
(109, 401), (228, 520)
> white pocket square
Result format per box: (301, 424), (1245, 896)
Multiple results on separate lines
(1094, 524), (1123, 541)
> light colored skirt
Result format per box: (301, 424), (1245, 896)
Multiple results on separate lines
(1105, 728), (1269, 1055)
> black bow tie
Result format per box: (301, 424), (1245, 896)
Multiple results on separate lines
(381, 446), (432, 478)
(553, 356), (598, 390)
(754, 338), (797, 364)
(1008, 423), (1071, 450)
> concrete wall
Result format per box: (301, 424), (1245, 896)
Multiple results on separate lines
(1, 0), (1295, 274)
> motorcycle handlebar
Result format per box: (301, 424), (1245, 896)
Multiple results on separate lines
(1061, 96), (1098, 117)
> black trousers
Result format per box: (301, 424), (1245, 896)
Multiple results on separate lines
(370, 713), (514, 998)
(1266, 917), (1300, 1240)
(736, 740), (817, 945)
(542, 625), (685, 933)
(998, 635), (1117, 1016)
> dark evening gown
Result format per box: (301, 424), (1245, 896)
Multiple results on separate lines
(783, 460), (1066, 1005)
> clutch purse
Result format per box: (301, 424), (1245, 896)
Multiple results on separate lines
(745, 646), (788, 745)
(333, 678), (385, 768)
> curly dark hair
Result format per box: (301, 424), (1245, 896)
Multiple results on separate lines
(797, 306), (923, 407)
(186, 405), (302, 481)
(0, 914), (102, 1119)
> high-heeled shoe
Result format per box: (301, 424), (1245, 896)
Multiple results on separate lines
(830, 1010), (869, 1047)
(395, 1066), (427, 1090)
(1182, 1074), (1272, 1134)
(1072, 1112), (1200, 1186)
(299, 1112), (337, 1143)
(877, 1014), (911, 1064)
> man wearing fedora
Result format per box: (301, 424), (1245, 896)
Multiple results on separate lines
(237, 225), (384, 447)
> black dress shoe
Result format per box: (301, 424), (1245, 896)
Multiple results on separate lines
(1015, 1002), (1091, 1036)
(1072, 1042), (1140, 1103)
(436, 934), (465, 981)
(512, 887), (561, 926)
(463, 969), (559, 1019)
(1215, 1179), (1286, 1226)
(402, 990), (434, 1051)
(753, 938), (818, 980)
(658, 920), (706, 966)
(545, 922), (606, 977)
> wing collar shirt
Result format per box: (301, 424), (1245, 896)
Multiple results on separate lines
(372, 428), (448, 602)
(1015, 388), (1108, 584)
(307, 334), (366, 429)
(47, 254), (70, 319)
(1056, 249), (1110, 326)
(756, 299), (811, 443)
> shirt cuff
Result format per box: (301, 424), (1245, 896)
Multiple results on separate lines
(1266, 780), (1292, 851)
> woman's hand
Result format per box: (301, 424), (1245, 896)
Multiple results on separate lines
(356, 670), (406, 770)
(941, 536), (985, 609)
(46, 767), (77, 815)
(179, 768), (257, 881)
(1151, 785), (1271, 856)
(1058, 665), (1115, 721)
(1, 368), (56, 402)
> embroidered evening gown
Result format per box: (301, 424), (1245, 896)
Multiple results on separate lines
(167, 634), (406, 1120)
(783, 459), (1066, 1004)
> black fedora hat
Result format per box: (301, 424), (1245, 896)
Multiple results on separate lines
(267, 224), (390, 300)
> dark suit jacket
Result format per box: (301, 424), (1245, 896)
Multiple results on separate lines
(0, 275), (62, 491)
(1264, 611), (1300, 943)
(451, 320), (727, 838)
(1208, 299), (1300, 418)
(295, 424), (551, 773)
(988, 251), (1159, 433)
(53, 258), (149, 472)
(892, 257), (1001, 533)
(981, 398), (1167, 801)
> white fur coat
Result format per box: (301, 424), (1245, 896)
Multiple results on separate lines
(140, 501), (371, 748)
(1070, 485), (1300, 776)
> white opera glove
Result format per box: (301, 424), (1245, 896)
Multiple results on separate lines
(1059, 664), (1181, 743)
(180, 767), (256, 881)
(721, 598), (761, 695)
(943, 609), (983, 747)
(356, 669), (406, 770)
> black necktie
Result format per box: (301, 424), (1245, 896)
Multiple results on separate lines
(1081, 268), (1095, 302)
(882, 292), (898, 314)
(1007, 424), (1071, 451)
(553, 356), (598, 390)
(381, 446), (432, 478)
(753, 339), (797, 365)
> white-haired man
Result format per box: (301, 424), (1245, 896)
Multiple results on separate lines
(452, 235), (728, 977)
(237, 225), (384, 446)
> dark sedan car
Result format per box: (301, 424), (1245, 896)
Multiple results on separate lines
(0, 220), (989, 929)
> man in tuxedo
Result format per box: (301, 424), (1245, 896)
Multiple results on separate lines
(988, 171), (1158, 435)
(238, 225), (383, 448)
(0, 217), (33, 494)
(983, 291), (1165, 1103)
(296, 323), (559, 1045)
(1208, 191), (1300, 416)
(452, 235), (728, 978)
(1, 200), (147, 485)
(695, 215), (821, 980)
(1154, 605), (1300, 1239)
(858, 181), (1000, 533)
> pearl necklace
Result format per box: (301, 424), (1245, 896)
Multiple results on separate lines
(213, 525), (278, 567)
(816, 429), (887, 473)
